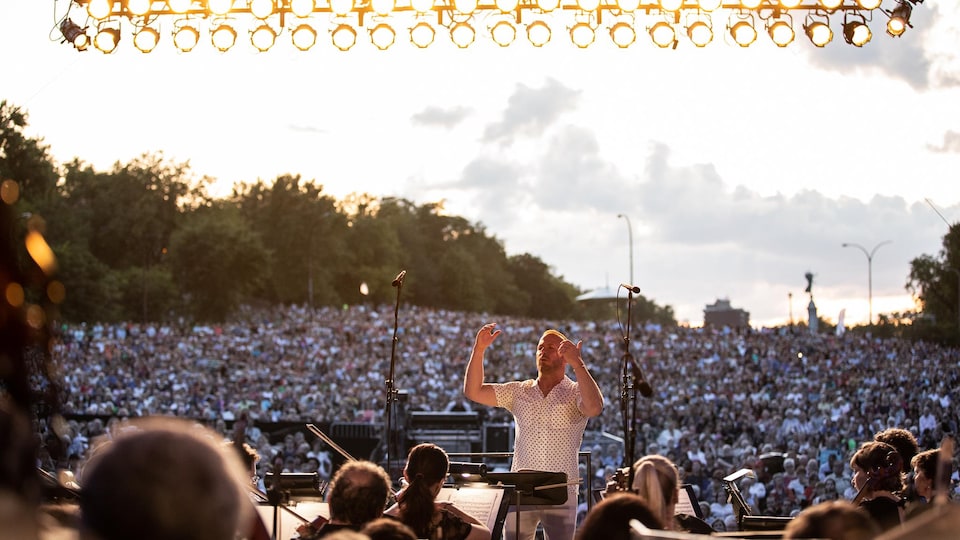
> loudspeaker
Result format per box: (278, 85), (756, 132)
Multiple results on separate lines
(484, 423), (514, 453)
(328, 423), (381, 467)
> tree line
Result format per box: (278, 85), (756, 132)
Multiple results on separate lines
(1, 100), (676, 325)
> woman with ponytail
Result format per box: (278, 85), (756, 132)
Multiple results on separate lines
(385, 443), (490, 540)
(630, 455), (680, 530)
(628, 454), (713, 534)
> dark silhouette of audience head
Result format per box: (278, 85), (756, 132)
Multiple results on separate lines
(577, 492), (662, 540)
(630, 454), (679, 530)
(362, 517), (418, 540)
(78, 417), (251, 540)
(327, 460), (392, 527)
(782, 500), (879, 540)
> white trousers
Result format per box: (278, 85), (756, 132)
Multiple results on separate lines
(503, 502), (577, 540)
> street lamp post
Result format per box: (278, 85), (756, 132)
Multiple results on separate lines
(842, 240), (892, 326)
(617, 214), (634, 287)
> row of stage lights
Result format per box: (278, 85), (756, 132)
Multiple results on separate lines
(59, 0), (922, 52)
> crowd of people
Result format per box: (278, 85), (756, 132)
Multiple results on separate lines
(39, 303), (960, 532)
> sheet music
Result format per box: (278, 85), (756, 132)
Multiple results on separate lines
(438, 486), (505, 532)
(675, 484), (701, 518)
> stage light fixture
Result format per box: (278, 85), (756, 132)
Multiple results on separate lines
(410, 21), (435, 47)
(450, 22), (475, 47)
(740, 0), (762, 8)
(687, 19), (712, 46)
(94, 25), (121, 52)
(570, 22), (595, 47)
(211, 22), (237, 51)
(491, 20), (516, 46)
(699, 0), (722, 12)
(495, 0), (519, 12)
(87, 0), (114, 19)
(886, 1), (911, 36)
(649, 21), (675, 47)
(779, 0), (801, 8)
(768, 18), (794, 46)
(173, 22), (200, 50)
(290, 0), (314, 17)
(133, 27), (160, 52)
(538, 0), (561, 11)
(412, 0), (434, 13)
(251, 24), (277, 50)
(370, 23), (396, 49)
(169, 0), (192, 13)
(842, 16), (871, 46)
(819, 0), (842, 9)
(803, 19), (832, 46)
(526, 20), (551, 46)
(856, 0), (881, 9)
(330, 0), (353, 15)
(610, 22), (636, 47)
(455, 0), (478, 14)
(60, 18), (90, 50)
(250, 0), (275, 18)
(127, 0), (151, 16)
(729, 18), (756, 47)
(291, 24), (317, 49)
(659, 0), (682, 11)
(208, 0), (234, 15)
(578, 0), (601, 12)
(331, 23), (357, 50)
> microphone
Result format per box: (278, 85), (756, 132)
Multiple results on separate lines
(391, 270), (406, 287)
(630, 357), (653, 398)
(621, 283), (641, 294)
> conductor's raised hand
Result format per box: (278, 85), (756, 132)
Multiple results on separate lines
(474, 323), (501, 350)
(558, 339), (584, 368)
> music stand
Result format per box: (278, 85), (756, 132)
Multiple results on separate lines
(485, 471), (569, 540)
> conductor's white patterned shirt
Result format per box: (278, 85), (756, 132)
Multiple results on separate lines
(493, 377), (589, 502)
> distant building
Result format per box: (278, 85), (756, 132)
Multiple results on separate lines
(703, 298), (750, 329)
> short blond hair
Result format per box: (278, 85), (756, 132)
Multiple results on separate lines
(541, 329), (570, 342)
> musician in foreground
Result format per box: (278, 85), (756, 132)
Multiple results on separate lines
(464, 323), (604, 540)
(385, 443), (490, 540)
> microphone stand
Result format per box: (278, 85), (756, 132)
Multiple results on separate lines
(621, 287), (636, 469)
(384, 270), (405, 483)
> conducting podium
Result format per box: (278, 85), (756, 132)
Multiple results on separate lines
(484, 471), (573, 540)
(485, 471), (569, 506)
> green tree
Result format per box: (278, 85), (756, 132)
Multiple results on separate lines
(340, 199), (403, 305)
(114, 265), (179, 322)
(233, 175), (348, 306)
(168, 207), (268, 321)
(0, 100), (59, 202)
(906, 223), (960, 344)
(59, 154), (191, 271)
(53, 242), (124, 323)
(506, 253), (574, 319)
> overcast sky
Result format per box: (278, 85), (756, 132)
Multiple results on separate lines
(3, 1), (959, 327)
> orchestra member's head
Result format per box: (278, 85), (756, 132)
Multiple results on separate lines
(79, 417), (250, 540)
(630, 454), (679, 530)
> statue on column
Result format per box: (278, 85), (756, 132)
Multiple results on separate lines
(805, 272), (818, 333)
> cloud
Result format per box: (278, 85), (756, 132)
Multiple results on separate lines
(411, 105), (472, 129)
(481, 78), (581, 145)
(802, 3), (960, 90)
(453, 156), (530, 228)
(927, 130), (960, 153)
(287, 124), (326, 135)
(530, 126), (631, 210)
